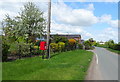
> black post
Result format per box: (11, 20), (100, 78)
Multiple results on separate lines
(42, 50), (44, 59)
(30, 45), (32, 57)
(19, 45), (21, 59)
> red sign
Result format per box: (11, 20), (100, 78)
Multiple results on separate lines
(40, 41), (46, 50)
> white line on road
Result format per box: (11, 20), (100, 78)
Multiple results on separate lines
(95, 53), (98, 64)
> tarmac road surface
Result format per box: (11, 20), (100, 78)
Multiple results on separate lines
(86, 47), (118, 80)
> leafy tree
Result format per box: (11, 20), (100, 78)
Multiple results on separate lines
(2, 2), (46, 43)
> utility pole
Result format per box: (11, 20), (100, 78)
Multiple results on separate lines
(46, 0), (51, 59)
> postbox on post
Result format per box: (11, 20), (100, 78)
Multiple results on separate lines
(40, 41), (46, 50)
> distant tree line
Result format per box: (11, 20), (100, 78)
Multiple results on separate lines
(96, 40), (120, 51)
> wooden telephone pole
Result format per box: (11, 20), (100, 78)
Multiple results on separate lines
(46, 0), (51, 59)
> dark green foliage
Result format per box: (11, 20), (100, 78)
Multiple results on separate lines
(32, 46), (42, 55)
(2, 43), (10, 61)
(35, 40), (41, 46)
(52, 35), (68, 43)
(83, 39), (96, 50)
(83, 40), (91, 50)
(78, 43), (83, 49)
(9, 42), (19, 55)
(112, 44), (120, 50)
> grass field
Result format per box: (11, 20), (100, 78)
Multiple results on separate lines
(2, 49), (93, 80)
(107, 48), (120, 55)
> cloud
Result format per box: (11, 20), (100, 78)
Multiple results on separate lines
(96, 27), (118, 42)
(84, 0), (119, 2)
(0, 9), (19, 21)
(86, 4), (95, 11)
(51, 0), (119, 2)
(0, 0), (49, 2)
(52, 2), (98, 27)
(99, 14), (118, 28)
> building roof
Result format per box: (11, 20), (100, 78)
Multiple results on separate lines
(50, 34), (81, 38)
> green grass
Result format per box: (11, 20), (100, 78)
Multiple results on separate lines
(2, 49), (93, 80)
(107, 48), (120, 55)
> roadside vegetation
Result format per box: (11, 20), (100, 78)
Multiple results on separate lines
(106, 48), (120, 54)
(95, 40), (120, 55)
(3, 50), (93, 80)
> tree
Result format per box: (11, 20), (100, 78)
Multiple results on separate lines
(2, 2), (46, 43)
(106, 40), (115, 48)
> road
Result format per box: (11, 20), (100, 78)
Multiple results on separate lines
(86, 47), (119, 80)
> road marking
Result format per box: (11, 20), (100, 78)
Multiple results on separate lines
(95, 53), (98, 64)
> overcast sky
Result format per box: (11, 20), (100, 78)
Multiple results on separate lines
(0, 0), (119, 42)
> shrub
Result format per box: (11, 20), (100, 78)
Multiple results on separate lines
(52, 36), (68, 43)
(32, 49), (42, 55)
(50, 43), (59, 53)
(35, 40), (40, 46)
(18, 43), (32, 57)
(32, 46), (42, 55)
(78, 43), (83, 49)
(84, 41), (91, 50)
(58, 42), (65, 52)
(34, 46), (39, 49)
(68, 39), (76, 45)
(2, 43), (10, 61)
(113, 44), (120, 50)
(9, 43), (19, 55)
(68, 39), (76, 50)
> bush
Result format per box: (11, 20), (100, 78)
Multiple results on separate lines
(18, 43), (32, 57)
(2, 43), (10, 61)
(34, 46), (39, 49)
(58, 42), (65, 52)
(84, 44), (90, 50)
(9, 43), (19, 55)
(32, 49), (42, 55)
(113, 44), (120, 50)
(32, 46), (42, 55)
(35, 40), (40, 46)
(78, 43), (83, 49)
(84, 41), (91, 50)
(52, 36), (68, 43)
(69, 39), (76, 45)
(68, 39), (76, 50)
(50, 43), (59, 53)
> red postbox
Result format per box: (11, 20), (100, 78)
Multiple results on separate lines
(40, 41), (46, 50)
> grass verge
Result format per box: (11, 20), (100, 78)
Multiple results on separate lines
(2, 49), (93, 80)
(107, 48), (120, 55)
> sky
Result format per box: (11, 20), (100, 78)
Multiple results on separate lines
(0, 0), (119, 43)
